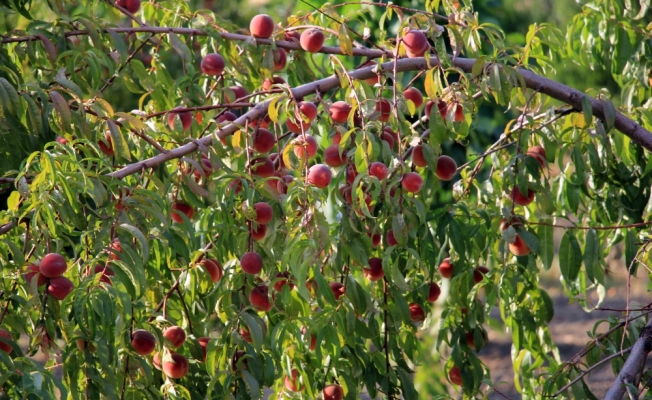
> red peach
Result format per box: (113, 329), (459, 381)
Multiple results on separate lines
(131, 329), (157, 356)
(363, 257), (384, 281)
(428, 282), (441, 302)
(198, 337), (210, 361)
(163, 326), (186, 348)
(171, 202), (195, 223)
(249, 285), (272, 312)
(217, 111), (237, 124)
(324, 145), (348, 168)
(0, 329), (11, 353)
(409, 303), (425, 322)
(200, 258), (223, 283)
(328, 282), (345, 300)
(167, 107), (192, 131)
(48, 276), (74, 300)
(250, 157), (275, 177)
(276, 175), (294, 195)
(40, 253), (67, 278)
(200, 53), (225, 76)
(300, 28), (325, 52)
(90, 264), (114, 285)
(116, 0), (141, 14)
(251, 224), (267, 241)
(286, 118), (311, 134)
(368, 162), (388, 181)
(272, 48), (286, 71)
(345, 164), (358, 185)
(403, 87), (424, 109)
(284, 31), (301, 43)
(162, 353), (189, 379)
(381, 131), (395, 150)
(401, 172), (423, 193)
(253, 202), (273, 224)
(307, 164), (332, 188)
(262, 76), (285, 91)
(24, 264), (47, 286)
(473, 266), (489, 284)
(329, 101), (352, 124)
(386, 229), (398, 246)
(273, 271), (295, 292)
(449, 366), (463, 385)
(402, 30), (429, 57)
(509, 187), (535, 206)
(439, 258), (453, 279)
(293, 135), (318, 159)
(436, 155), (457, 181)
(284, 369), (304, 392)
(527, 145), (547, 167)
(250, 14), (275, 39)
(412, 145), (427, 167)
(297, 101), (318, 122)
(251, 128), (275, 153)
(323, 384), (344, 400)
(98, 132), (114, 156)
(241, 252), (263, 275)
(375, 99), (392, 122)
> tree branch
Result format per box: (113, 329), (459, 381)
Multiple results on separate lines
(605, 317), (652, 399)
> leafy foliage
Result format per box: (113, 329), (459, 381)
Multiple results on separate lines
(0, 0), (651, 399)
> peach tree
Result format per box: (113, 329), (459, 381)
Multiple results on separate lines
(0, 0), (651, 398)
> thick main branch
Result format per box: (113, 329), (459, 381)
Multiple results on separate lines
(605, 317), (652, 399)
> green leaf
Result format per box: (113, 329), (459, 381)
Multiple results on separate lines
(559, 230), (582, 282)
(581, 95), (593, 126)
(537, 220), (554, 270)
(106, 119), (131, 161)
(168, 33), (192, 62)
(50, 90), (71, 130)
(603, 97), (616, 132)
(625, 229), (638, 275)
(583, 229), (599, 284)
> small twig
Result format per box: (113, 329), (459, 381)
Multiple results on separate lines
(175, 286), (194, 335)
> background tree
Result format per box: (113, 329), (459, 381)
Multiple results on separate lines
(0, 0), (651, 399)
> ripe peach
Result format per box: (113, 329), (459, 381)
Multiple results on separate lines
(425, 98), (447, 119)
(466, 330), (487, 350)
(162, 352), (189, 379)
(90, 264), (114, 285)
(200, 53), (225, 76)
(297, 101), (318, 122)
(509, 234), (531, 256)
(284, 31), (301, 43)
(276, 174), (294, 195)
(200, 259), (223, 283)
(331, 130), (343, 145)
(251, 114), (272, 129)
(240, 326), (253, 343)
(0, 329), (12, 353)
(250, 14), (275, 39)
(375, 99), (392, 122)
(409, 302), (425, 322)
(363, 257), (384, 281)
(386, 229), (398, 246)
(251, 128), (275, 153)
(56, 136), (68, 144)
(272, 48), (286, 71)
(345, 164), (358, 185)
(262, 75), (285, 90)
(273, 271), (294, 292)
(411, 145), (427, 167)
(251, 224), (267, 241)
(217, 111), (237, 124)
(24, 264), (47, 286)
(163, 326), (186, 348)
(284, 369), (304, 392)
(329, 101), (352, 124)
(367, 231), (381, 247)
(402, 30), (429, 57)
(116, 0), (140, 13)
(241, 252), (263, 275)
(250, 202), (272, 224)
(286, 118), (311, 134)
(198, 337), (210, 361)
(250, 157), (275, 177)
(427, 282), (441, 302)
(300, 28), (325, 52)
(439, 258), (453, 279)
(323, 384), (344, 400)
(368, 162), (388, 181)
(328, 282), (345, 300)
(109, 238), (122, 260)
(449, 366), (463, 385)
(249, 285), (272, 312)
(98, 132), (114, 156)
(167, 107), (192, 131)
(527, 145), (546, 167)
(324, 145), (348, 168)
(48, 276), (74, 300)
(401, 172), (423, 193)
(307, 164), (332, 188)
(292, 135), (317, 159)
(77, 338), (96, 352)
(225, 86), (248, 104)
(436, 155), (457, 181)
(450, 103), (465, 122)
(509, 187), (535, 206)
(40, 253), (67, 278)
(171, 202), (194, 223)
(131, 329), (157, 356)
(403, 87), (424, 109)
(473, 266), (489, 284)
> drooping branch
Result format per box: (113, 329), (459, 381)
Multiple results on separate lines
(109, 56), (652, 179)
(604, 317), (652, 399)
